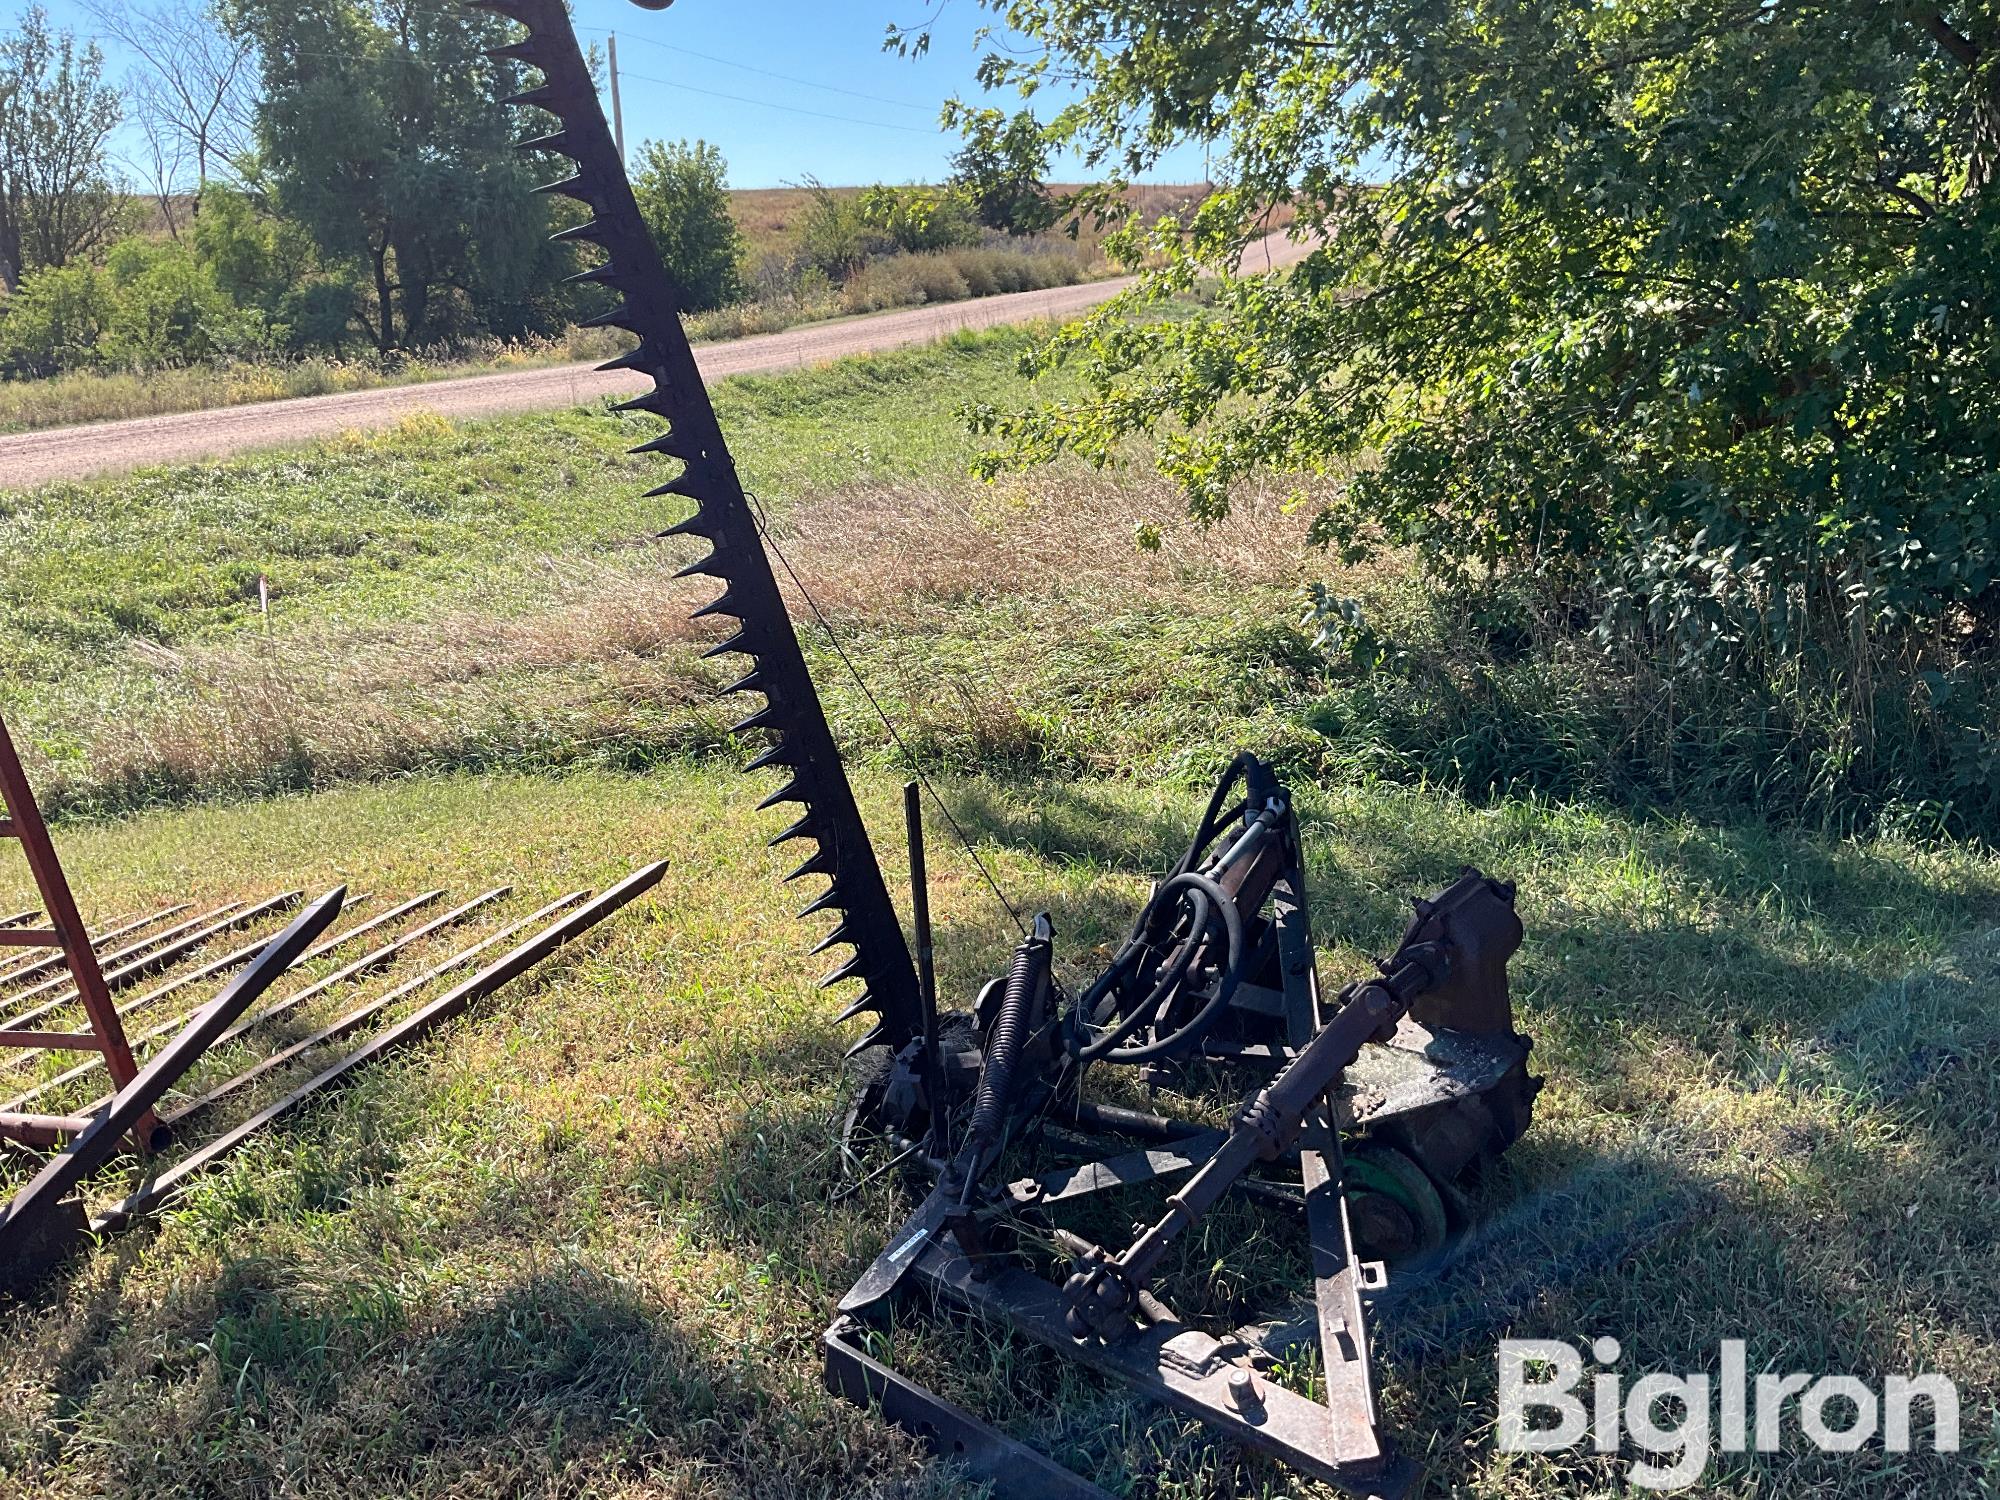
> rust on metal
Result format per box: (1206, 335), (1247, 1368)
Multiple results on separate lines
(0, 889), (348, 1288)
(0, 903), (190, 991)
(0, 714), (155, 1145)
(0, 893), (302, 1040)
(95, 864), (665, 1234)
(166, 887), (590, 1129)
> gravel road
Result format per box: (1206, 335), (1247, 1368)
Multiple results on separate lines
(0, 230), (1307, 489)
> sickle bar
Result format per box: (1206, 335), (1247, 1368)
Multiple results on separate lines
(468, 0), (922, 1057)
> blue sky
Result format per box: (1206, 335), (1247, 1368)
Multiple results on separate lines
(30, 0), (1214, 189)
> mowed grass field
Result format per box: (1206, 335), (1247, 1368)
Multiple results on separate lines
(0, 331), (1996, 1497)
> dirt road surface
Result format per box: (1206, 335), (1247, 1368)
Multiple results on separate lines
(0, 231), (1309, 489)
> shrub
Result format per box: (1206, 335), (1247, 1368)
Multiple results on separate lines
(193, 183), (318, 313)
(630, 138), (746, 312)
(278, 275), (362, 354)
(793, 180), (892, 281)
(0, 262), (115, 376)
(856, 184), (980, 254)
(101, 237), (268, 367)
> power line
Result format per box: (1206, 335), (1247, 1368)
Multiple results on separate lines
(617, 69), (940, 136)
(576, 25), (936, 114)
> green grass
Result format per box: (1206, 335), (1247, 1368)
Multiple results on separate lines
(0, 328), (1996, 1497)
(0, 770), (1995, 1497)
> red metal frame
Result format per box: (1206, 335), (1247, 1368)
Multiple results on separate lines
(0, 714), (158, 1150)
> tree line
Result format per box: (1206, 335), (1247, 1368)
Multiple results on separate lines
(0, 0), (1064, 379)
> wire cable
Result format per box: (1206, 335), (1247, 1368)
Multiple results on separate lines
(617, 68), (940, 136)
(743, 495), (1029, 937)
(577, 25), (936, 113)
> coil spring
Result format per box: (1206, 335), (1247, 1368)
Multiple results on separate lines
(966, 936), (1046, 1153)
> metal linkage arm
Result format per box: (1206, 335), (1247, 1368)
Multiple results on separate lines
(1063, 868), (1522, 1340)
(1061, 943), (1445, 1338)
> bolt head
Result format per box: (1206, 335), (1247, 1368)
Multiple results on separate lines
(1226, 1368), (1260, 1412)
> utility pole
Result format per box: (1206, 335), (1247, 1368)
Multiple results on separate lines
(608, 32), (626, 165)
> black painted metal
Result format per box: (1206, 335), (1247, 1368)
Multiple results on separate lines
(822, 1318), (1110, 1500)
(468, 0), (923, 1059)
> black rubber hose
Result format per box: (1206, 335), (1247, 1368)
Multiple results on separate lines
(1072, 883), (1218, 1061)
(1102, 870), (1250, 1064)
(1072, 753), (1257, 1030)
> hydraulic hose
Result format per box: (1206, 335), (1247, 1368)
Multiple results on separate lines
(1073, 876), (1220, 1062)
(1069, 753), (1276, 1066)
(1098, 870), (1250, 1064)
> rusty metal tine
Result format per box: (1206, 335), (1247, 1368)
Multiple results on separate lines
(0, 904), (192, 992)
(0, 895), (300, 1040)
(97, 863), (664, 1234)
(177, 886), (511, 1060)
(0, 890), (347, 1286)
(106, 892), (417, 1030)
(0, 894), (424, 1113)
(0, 901), (253, 1020)
(0, 910), (40, 930)
(165, 889), (591, 1128)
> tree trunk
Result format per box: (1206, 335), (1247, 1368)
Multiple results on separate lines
(1927, 12), (2000, 188)
(372, 239), (395, 352)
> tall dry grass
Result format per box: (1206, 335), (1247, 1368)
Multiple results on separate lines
(0, 328), (636, 435)
(24, 472), (1322, 816)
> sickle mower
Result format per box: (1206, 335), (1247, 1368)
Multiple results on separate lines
(471, 5), (1541, 1493)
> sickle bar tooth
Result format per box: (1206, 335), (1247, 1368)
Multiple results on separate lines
(731, 705), (782, 736)
(645, 476), (700, 502)
(747, 739), (801, 774)
(844, 1025), (889, 1058)
(599, 347), (656, 375)
(653, 512), (715, 540)
(700, 632), (752, 660)
(501, 83), (564, 111)
(811, 918), (857, 956)
(783, 848), (836, 883)
(818, 953), (868, 990)
(563, 263), (623, 288)
(612, 391), (675, 417)
(580, 302), (638, 330)
(691, 591), (740, 622)
(832, 994), (878, 1026)
(534, 174), (590, 200)
(553, 219), (613, 246)
(674, 551), (723, 581)
(517, 131), (580, 160)
(604, 394), (676, 418)
(631, 431), (700, 461)
(755, 779), (805, 812)
(798, 884), (845, 918)
(770, 815), (818, 847)
(722, 670), (766, 697)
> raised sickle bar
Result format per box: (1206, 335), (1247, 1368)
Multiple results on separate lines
(94, 862), (668, 1234)
(0, 888), (348, 1291)
(469, 0), (925, 1064)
